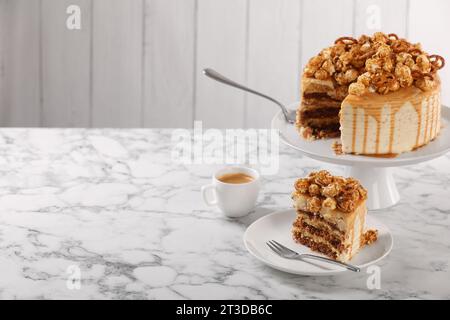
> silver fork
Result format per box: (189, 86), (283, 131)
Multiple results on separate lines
(203, 68), (297, 124)
(266, 240), (360, 272)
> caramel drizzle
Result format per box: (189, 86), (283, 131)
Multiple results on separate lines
(432, 95), (437, 138)
(362, 113), (368, 154)
(424, 97), (429, 143)
(415, 102), (422, 147)
(435, 95), (441, 135)
(352, 107), (357, 152)
(388, 109), (395, 154)
(345, 80), (440, 156)
(344, 80), (439, 154)
(375, 117), (381, 154)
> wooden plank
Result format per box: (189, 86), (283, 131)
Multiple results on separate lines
(92, 0), (143, 127)
(408, 0), (450, 106)
(245, 0), (301, 128)
(300, 0), (354, 68)
(41, 0), (91, 127)
(195, 0), (248, 128)
(354, 0), (408, 37)
(0, 0), (41, 126)
(143, 0), (195, 128)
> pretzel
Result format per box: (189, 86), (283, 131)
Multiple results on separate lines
(334, 36), (358, 45)
(408, 48), (422, 56)
(388, 33), (399, 40)
(304, 32), (445, 95)
(391, 40), (410, 53)
(428, 54), (445, 71)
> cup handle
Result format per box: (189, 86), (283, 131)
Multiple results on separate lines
(201, 184), (217, 206)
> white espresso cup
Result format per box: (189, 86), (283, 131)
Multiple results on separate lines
(201, 166), (261, 218)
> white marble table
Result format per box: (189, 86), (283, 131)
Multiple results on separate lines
(0, 128), (449, 299)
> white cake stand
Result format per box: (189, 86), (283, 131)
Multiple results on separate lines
(272, 103), (450, 210)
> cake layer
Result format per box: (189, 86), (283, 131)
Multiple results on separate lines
(300, 107), (340, 119)
(298, 76), (345, 140)
(303, 92), (334, 99)
(302, 118), (340, 128)
(293, 206), (364, 262)
(295, 210), (344, 238)
(340, 80), (441, 155)
(302, 77), (335, 95)
(293, 219), (345, 251)
(293, 231), (339, 260)
(299, 125), (341, 140)
(302, 97), (342, 109)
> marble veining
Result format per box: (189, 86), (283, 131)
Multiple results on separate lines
(0, 128), (449, 299)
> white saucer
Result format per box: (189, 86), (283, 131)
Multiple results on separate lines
(272, 103), (450, 167)
(244, 209), (393, 276)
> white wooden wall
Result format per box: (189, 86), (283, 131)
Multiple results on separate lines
(0, 0), (449, 128)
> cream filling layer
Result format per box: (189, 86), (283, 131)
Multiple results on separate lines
(292, 227), (347, 255)
(295, 213), (345, 240)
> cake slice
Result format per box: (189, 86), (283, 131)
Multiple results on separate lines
(291, 170), (377, 262)
(297, 77), (346, 140)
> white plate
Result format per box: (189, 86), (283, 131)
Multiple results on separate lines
(244, 209), (393, 276)
(272, 103), (450, 167)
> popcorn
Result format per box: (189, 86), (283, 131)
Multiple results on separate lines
(309, 55), (324, 66)
(366, 58), (382, 73)
(357, 72), (371, 86)
(308, 183), (321, 196)
(304, 66), (318, 77)
(294, 171), (368, 214)
(314, 69), (329, 80)
(388, 79), (400, 92)
(322, 183), (340, 197)
(322, 59), (335, 75)
(349, 82), (366, 95)
(397, 52), (412, 64)
(415, 77), (434, 91)
(339, 51), (353, 66)
(295, 178), (309, 194)
(360, 42), (371, 52)
(395, 64), (413, 87)
(344, 69), (359, 83)
(376, 43), (391, 58)
(373, 32), (388, 43)
(307, 197), (322, 213)
(383, 57), (394, 72)
(416, 54), (431, 73)
(312, 170), (333, 186)
(336, 196), (356, 213)
(322, 197), (337, 210)
(302, 32), (445, 94)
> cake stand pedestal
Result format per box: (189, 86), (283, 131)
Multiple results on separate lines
(343, 167), (399, 209)
(272, 103), (450, 210)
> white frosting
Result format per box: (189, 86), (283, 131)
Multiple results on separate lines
(378, 105), (391, 154)
(393, 102), (418, 153)
(340, 91), (440, 155)
(365, 115), (378, 153)
(354, 107), (365, 154)
(340, 104), (353, 153)
(418, 98), (427, 145)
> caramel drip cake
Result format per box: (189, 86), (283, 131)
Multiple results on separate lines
(297, 32), (445, 156)
(292, 171), (377, 262)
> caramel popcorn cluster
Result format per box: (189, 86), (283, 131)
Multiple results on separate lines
(294, 170), (367, 213)
(304, 32), (445, 95)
